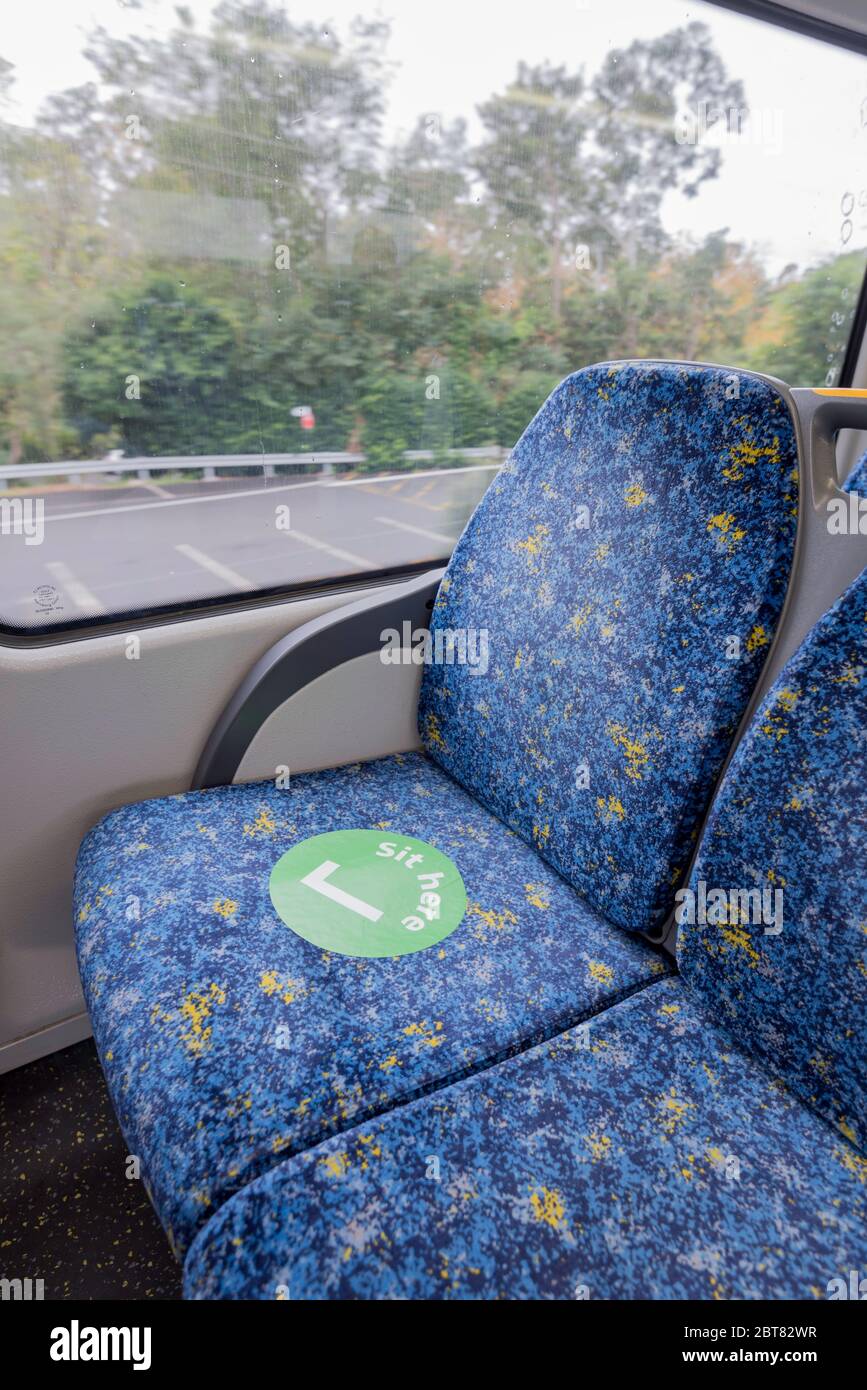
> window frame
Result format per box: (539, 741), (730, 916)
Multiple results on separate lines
(710, 1), (867, 58)
(0, 557), (444, 649)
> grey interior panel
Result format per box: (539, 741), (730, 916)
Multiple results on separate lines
(234, 650), (423, 784)
(194, 569), (441, 788)
(0, 581), (423, 1071)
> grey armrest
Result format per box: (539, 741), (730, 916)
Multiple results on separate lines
(191, 568), (445, 789)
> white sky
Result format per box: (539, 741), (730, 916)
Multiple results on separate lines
(2, 0), (867, 273)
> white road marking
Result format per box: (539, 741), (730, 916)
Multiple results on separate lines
(300, 860), (383, 922)
(44, 560), (107, 613)
(330, 462), (500, 488)
(36, 462), (502, 524)
(288, 528), (372, 569)
(174, 543), (255, 592)
(375, 516), (458, 547)
(45, 479), (332, 524)
(409, 495), (456, 513)
(137, 479), (174, 499)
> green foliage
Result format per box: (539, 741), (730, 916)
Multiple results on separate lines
(0, 3), (863, 468)
(740, 253), (866, 386)
(64, 277), (240, 456)
(359, 365), (495, 472)
(494, 372), (563, 448)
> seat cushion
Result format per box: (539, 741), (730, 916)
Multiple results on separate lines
(678, 565), (867, 1151)
(74, 751), (670, 1257)
(420, 361), (799, 932)
(182, 978), (867, 1301)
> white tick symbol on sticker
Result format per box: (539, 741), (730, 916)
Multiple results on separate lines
(299, 860), (383, 922)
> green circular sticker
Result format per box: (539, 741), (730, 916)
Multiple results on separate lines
(269, 829), (467, 958)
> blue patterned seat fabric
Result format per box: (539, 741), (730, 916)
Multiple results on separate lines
(843, 449), (867, 493)
(183, 564), (867, 1299)
(678, 565), (867, 1153)
(182, 978), (867, 1301)
(73, 360), (803, 1274)
(420, 361), (798, 931)
(74, 752), (670, 1256)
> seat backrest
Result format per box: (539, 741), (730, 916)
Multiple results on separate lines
(419, 360), (799, 932)
(677, 565), (867, 1152)
(844, 448), (867, 494)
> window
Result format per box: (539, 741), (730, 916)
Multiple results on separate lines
(1, 0), (866, 634)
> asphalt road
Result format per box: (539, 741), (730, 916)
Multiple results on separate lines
(0, 466), (497, 629)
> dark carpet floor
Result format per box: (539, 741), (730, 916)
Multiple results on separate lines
(0, 1038), (182, 1300)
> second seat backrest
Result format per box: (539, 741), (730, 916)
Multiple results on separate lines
(419, 360), (799, 933)
(678, 565), (867, 1152)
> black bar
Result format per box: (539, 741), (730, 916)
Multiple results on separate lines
(190, 568), (443, 789)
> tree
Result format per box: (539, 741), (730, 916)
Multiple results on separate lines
(384, 115), (482, 264)
(590, 22), (745, 261)
(2, 8), (859, 473)
(742, 251), (866, 385)
(81, 1), (389, 256)
(0, 63), (109, 463)
(62, 276), (242, 456)
(475, 63), (589, 320)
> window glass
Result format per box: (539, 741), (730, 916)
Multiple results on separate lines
(1, 0), (866, 632)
